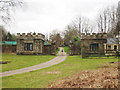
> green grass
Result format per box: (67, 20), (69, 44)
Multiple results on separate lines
(56, 48), (60, 54)
(1, 54), (56, 72)
(64, 46), (69, 54)
(2, 55), (118, 88)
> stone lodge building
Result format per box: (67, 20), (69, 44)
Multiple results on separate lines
(81, 33), (107, 58)
(17, 32), (45, 55)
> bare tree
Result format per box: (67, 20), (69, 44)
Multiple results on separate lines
(103, 10), (107, 33)
(97, 5), (118, 33)
(71, 16), (82, 37)
(97, 13), (103, 33)
(63, 24), (78, 46)
(0, 0), (24, 43)
(71, 16), (94, 34)
(81, 17), (94, 34)
(63, 16), (94, 46)
(0, 0), (24, 25)
(50, 31), (63, 47)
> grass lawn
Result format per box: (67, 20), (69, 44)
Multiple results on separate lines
(64, 46), (69, 54)
(2, 55), (118, 88)
(1, 54), (56, 72)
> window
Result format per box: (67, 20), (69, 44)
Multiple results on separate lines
(108, 45), (111, 49)
(114, 45), (117, 51)
(90, 43), (99, 51)
(24, 43), (33, 51)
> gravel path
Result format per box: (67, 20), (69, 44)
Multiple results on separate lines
(0, 47), (67, 77)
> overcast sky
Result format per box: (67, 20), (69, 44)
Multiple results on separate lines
(6, 0), (119, 35)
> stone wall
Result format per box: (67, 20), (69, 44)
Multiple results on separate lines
(69, 44), (81, 55)
(43, 44), (56, 55)
(2, 45), (16, 53)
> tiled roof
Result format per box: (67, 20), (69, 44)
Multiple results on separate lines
(107, 38), (119, 44)
(0, 41), (17, 45)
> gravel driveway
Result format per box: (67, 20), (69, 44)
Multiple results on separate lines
(0, 47), (67, 77)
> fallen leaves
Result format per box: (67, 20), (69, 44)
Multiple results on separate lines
(49, 62), (118, 88)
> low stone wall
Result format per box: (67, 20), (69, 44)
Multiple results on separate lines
(69, 45), (81, 55)
(43, 45), (56, 55)
(2, 45), (16, 53)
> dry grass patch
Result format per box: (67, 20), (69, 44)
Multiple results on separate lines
(50, 62), (118, 88)
(45, 71), (61, 74)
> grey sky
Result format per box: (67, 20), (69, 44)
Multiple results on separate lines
(6, 0), (119, 35)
